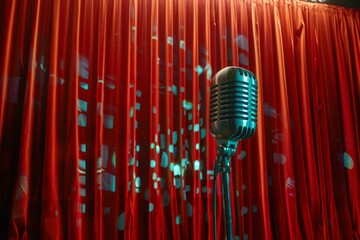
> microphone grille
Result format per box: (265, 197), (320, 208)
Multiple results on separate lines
(210, 67), (258, 141)
(210, 84), (219, 123)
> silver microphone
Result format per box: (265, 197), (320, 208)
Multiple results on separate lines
(210, 66), (258, 148)
(209, 66), (258, 240)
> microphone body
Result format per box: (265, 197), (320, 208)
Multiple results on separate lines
(210, 66), (258, 148)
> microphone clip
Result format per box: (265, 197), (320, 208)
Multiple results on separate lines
(214, 144), (236, 177)
(217, 144), (236, 157)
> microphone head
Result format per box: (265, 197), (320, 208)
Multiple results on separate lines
(210, 67), (258, 145)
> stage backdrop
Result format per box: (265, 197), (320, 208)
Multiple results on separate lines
(0, 0), (359, 239)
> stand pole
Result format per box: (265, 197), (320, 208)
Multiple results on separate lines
(214, 145), (235, 240)
(222, 170), (233, 240)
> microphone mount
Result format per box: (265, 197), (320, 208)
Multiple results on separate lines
(214, 144), (236, 177)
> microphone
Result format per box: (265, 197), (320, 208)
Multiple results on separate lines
(210, 66), (258, 148)
(209, 66), (258, 240)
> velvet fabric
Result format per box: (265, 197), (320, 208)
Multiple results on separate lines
(0, 0), (359, 239)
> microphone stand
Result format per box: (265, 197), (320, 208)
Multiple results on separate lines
(214, 144), (236, 240)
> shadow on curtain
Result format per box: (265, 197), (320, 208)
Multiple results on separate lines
(0, 0), (359, 239)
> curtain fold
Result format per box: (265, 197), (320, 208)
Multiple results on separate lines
(0, 0), (359, 239)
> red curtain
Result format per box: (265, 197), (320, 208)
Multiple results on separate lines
(0, 0), (359, 239)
